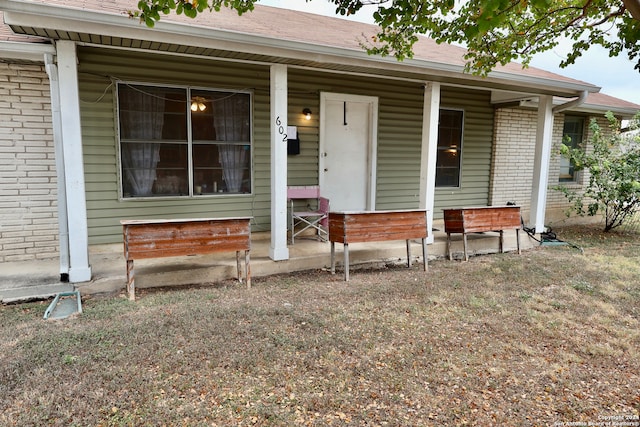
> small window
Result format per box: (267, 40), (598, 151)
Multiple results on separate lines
(117, 83), (252, 198)
(436, 109), (464, 187)
(559, 115), (584, 183)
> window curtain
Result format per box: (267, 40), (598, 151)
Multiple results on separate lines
(120, 88), (165, 196)
(213, 96), (249, 193)
(218, 144), (248, 192)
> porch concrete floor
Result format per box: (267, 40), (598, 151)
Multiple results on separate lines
(1, 223), (539, 303)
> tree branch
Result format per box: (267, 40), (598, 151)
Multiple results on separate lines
(622, 0), (640, 20)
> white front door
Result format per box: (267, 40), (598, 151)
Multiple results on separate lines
(319, 93), (378, 212)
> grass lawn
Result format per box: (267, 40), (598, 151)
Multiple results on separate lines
(1, 225), (639, 426)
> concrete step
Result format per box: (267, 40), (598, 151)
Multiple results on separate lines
(1, 283), (75, 304)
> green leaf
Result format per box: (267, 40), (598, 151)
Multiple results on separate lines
(184, 7), (198, 18)
(133, 0), (640, 76)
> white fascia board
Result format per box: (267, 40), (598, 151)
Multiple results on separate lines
(0, 40), (55, 61)
(519, 97), (638, 118)
(0, 0), (597, 95)
(1, 3), (445, 74)
(573, 104), (639, 118)
(484, 71), (599, 95)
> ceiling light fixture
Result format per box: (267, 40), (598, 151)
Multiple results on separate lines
(191, 96), (207, 112)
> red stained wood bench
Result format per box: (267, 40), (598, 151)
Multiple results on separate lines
(120, 217), (251, 300)
(443, 206), (521, 261)
(328, 210), (429, 281)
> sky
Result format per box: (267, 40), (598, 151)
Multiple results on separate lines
(259, 0), (640, 106)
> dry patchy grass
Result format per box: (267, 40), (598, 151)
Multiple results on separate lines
(1, 225), (639, 426)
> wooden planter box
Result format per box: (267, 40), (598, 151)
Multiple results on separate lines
(328, 210), (429, 281)
(443, 206), (521, 261)
(121, 217), (251, 300)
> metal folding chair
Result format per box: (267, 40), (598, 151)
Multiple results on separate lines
(287, 186), (329, 244)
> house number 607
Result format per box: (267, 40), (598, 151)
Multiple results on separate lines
(276, 116), (287, 142)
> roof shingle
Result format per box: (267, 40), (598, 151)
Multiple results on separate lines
(1, 0), (638, 111)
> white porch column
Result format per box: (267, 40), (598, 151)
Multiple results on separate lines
(56, 41), (91, 282)
(529, 95), (554, 233)
(269, 64), (290, 261)
(418, 82), (441, 244)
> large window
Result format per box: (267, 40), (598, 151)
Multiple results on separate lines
(559, 115), (585, 183)
(436, 109), (464, 187)
(117, 83), (252, 198)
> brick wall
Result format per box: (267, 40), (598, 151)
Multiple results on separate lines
(489, 107), (608, 226)
(489, 108), (539, 216)
(545, 115), (607, 223)
(0, 61), (58, 262)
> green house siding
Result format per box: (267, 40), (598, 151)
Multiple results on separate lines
(376, 92), (426, 210)
(287, 69), (426, 210)
(286, 77), (495, 215)
(434, 87), (494, 218)
(77, 47), (494, 244)
(78, 46), (272, 244)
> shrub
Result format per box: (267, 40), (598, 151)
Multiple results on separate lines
(556, 112), (640, 232)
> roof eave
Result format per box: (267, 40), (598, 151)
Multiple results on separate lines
(0, 0), (599, 96)
(516, 97), (639, 118)
(0, 40), (55, 61)
(577, 104), (639, 119)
